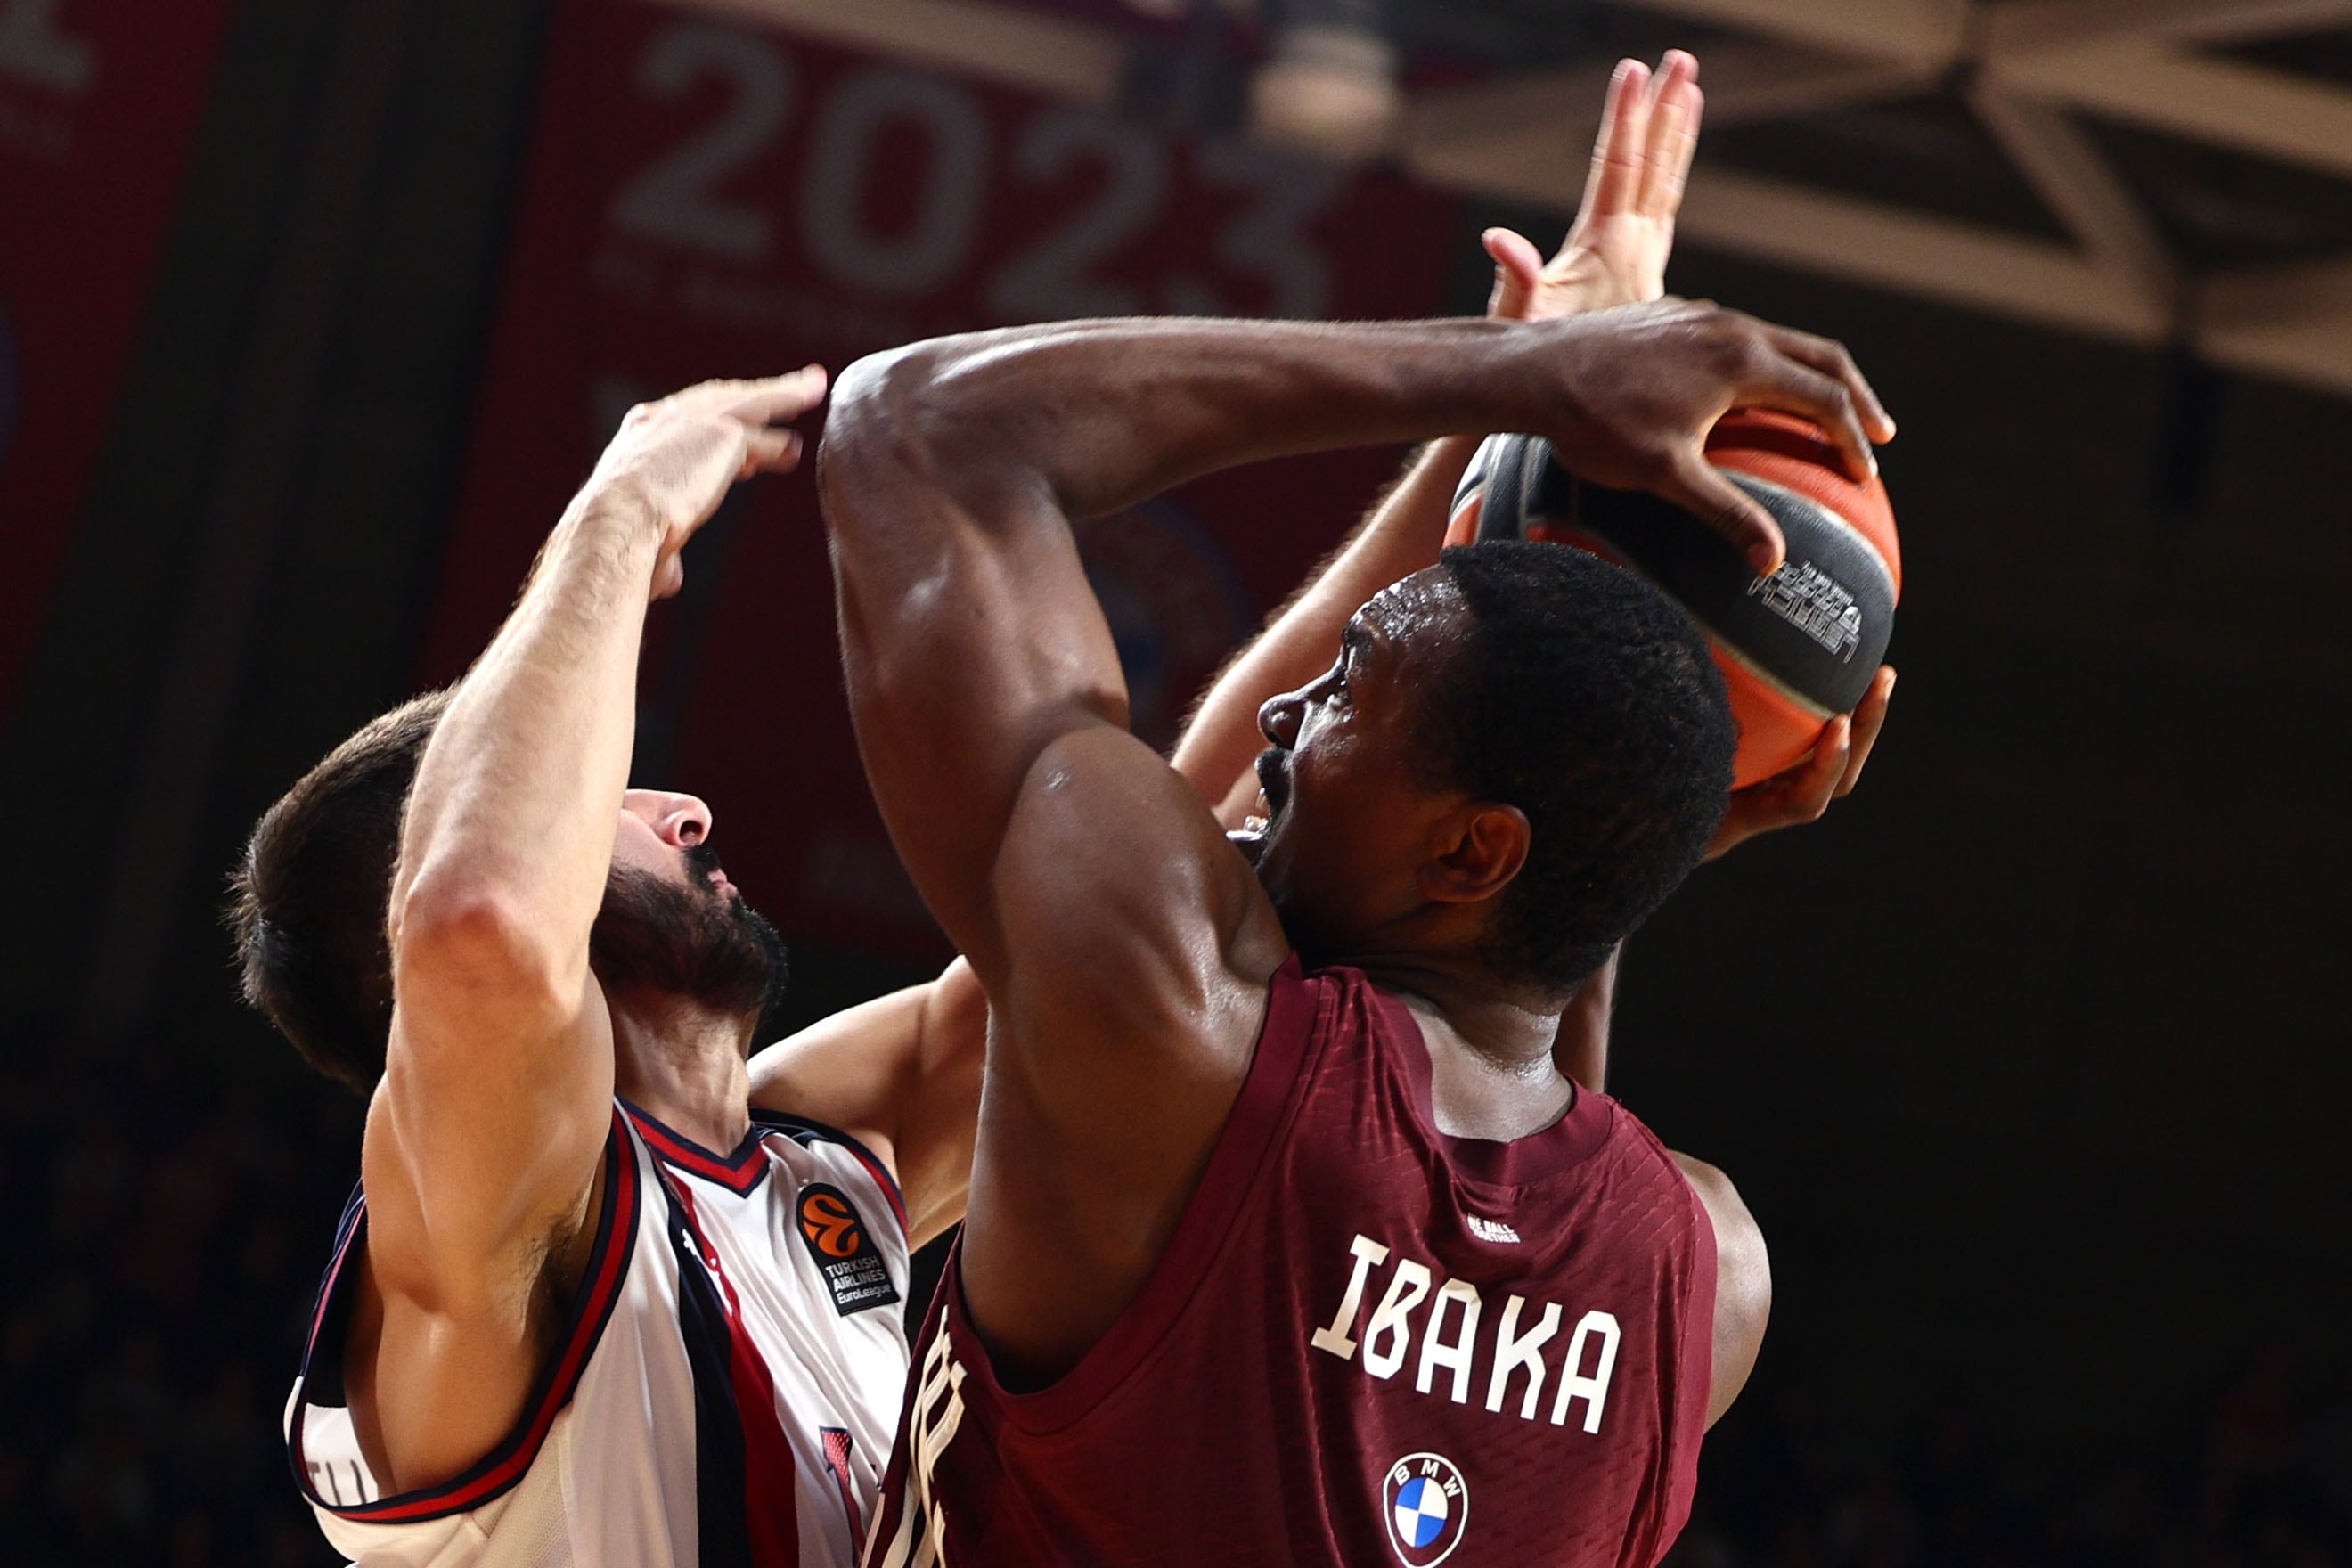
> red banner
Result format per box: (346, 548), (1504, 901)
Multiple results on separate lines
(0, 0), (237, 698)
(425, 2), (1458, 959)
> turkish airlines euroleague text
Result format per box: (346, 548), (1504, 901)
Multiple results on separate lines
(864, 961), (1718, 1568)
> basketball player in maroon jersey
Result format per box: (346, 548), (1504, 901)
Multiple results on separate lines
(1174, 53), (1895, 1100)
(821, 50), (1898, 1567)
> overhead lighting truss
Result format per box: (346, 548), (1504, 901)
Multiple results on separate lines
(666, 0), (2352, 396)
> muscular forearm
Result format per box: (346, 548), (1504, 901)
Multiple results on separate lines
(828, 317), (1553, 543)
(1172, 436), (1482, 823)
(392, 489), (658, 976)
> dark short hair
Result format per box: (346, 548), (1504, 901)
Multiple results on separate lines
(1425, 541), (1735, 996)
(227, 690), (453, 1094)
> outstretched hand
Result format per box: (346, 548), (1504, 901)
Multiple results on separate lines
(1535, 300), (1895, 573)
(1486, 50), (1703, 323)
(1706, 665), (1896, 861)
(583, 367), (829, 600)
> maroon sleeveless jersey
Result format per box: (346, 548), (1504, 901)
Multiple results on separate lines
(865, 960), (1718, 1568)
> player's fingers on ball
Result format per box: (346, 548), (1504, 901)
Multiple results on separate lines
(1765, 324), (1894, 445)
(1671, 453), (1784, 575)
(1768, 721), (1846, 821)
(1747, 355), (1875, 483)
(1836, 667), (1895, 796)
(1802, 717), (1852, 818)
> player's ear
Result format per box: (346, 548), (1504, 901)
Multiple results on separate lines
(1419, 804), (1529, 906)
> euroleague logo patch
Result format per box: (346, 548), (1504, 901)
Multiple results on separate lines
(1383, 1451), (1468, 1566)
(796, 1183), (898, 1318)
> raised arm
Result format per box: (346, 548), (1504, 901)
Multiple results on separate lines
(821, 310), (1887, 975)
(1174, 51), (1725, 824)
(358, 373), (821, 1490)
(765, 59), (1731, 1237)
(820, 307), (1882, 1375)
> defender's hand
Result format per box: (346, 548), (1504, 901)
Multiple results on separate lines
(1534, 301), (1893, 573)
(1485, 50), (1703, 323)
(584, 367), (829, 600)
(1706, 666), (1895, 860)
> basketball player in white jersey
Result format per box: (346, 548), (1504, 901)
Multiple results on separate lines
(235, 368), (952, 1568)
(231, 51), (1887, 1568)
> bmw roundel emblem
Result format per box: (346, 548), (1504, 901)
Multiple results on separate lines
(1383, 1451), (1468, 1566)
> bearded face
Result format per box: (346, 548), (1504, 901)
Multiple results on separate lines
(587, 840), (788, 1036)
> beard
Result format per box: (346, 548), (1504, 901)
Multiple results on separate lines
(587, 842), (788, 1034)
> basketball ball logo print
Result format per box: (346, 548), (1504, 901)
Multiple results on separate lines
(798, 1188), (863, 1257)
(1382, 1451), (1468, 1566)
(792, 1182), (899, 1318)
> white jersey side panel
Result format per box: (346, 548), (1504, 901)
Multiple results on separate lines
(285, 1103), (912, 1568)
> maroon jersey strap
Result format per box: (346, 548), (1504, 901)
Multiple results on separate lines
(976, 954), (1320, 1434)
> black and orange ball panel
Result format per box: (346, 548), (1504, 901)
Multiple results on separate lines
(1447, 412), (1899, 789)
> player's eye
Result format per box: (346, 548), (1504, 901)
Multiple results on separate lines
(1314, 659), (1350, 707)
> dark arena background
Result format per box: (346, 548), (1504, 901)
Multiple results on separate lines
(4, 1), (2350, 1564)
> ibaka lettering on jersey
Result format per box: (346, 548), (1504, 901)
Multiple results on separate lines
(1310, 1233), (1623, 1433)
(796, 1181), (901, 1317)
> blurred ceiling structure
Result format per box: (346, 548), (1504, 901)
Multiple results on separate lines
(674, 0), (2352, 395)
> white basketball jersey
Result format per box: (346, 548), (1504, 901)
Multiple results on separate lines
(284, 1101), (912, 1568)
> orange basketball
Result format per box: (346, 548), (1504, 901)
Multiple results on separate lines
(1448, 411), (1899, 789)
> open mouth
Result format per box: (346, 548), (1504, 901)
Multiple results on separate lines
(1228, 750), (1291, 867)
(1255, 747), (1292, 819)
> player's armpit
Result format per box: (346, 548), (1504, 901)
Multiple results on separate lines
(1672, 1152), (1770, 1427)
(349, 999), (615, 1495)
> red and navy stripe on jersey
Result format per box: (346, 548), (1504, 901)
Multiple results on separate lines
(287, 1107), (642, 1524)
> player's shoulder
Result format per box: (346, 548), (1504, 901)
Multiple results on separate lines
(1576, 1094), (1729, 1245)
(1594, 1090), (1685, 1172)
(751, 1107), (911, 1242)
(1668, 1152), (1763, 1254)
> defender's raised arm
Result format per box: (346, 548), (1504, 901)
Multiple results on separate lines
(362, 374), (821, 1490)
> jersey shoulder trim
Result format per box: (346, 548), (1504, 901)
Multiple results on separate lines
(286, 1107), (644, 1523)
(751, 1107), (908, 1237)
(622, 1098), (777, 1196)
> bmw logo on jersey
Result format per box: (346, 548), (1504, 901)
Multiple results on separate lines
(1383, 1451), (1469, 1566)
